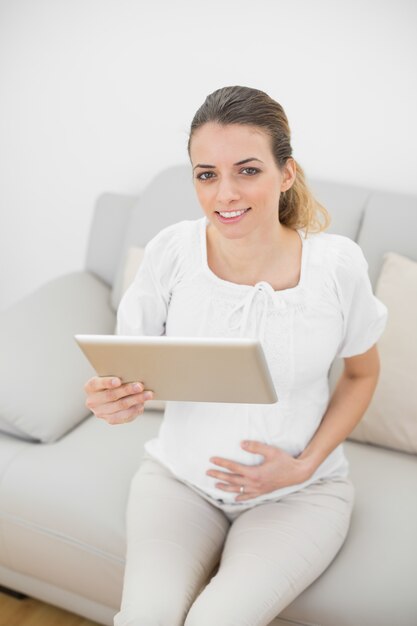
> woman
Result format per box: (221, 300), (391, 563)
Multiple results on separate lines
(84, 86), (388, 626)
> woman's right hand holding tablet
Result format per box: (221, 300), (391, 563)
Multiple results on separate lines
(84, 377), (154, 425)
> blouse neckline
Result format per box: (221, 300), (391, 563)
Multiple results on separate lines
(199, 216), (309, 296)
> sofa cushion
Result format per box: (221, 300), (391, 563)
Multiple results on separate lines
(276, 440), (417, 626)
(0, 411), (162, 610)
(348, 252), (417, 454)
(308, 178), (370, 241)
(111, 246), (145, 311)
(109, 165), (201, 312)
(85, 192), (137, 289)
(1, 421), (416, 626)
(0, 272), (116, 442)
(356, 189), (417, 288)
(0, 432), (29, 568)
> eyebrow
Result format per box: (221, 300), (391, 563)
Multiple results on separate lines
(192, 157), (264, 171)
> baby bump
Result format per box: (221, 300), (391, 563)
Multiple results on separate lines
(158, 401), (294, 493)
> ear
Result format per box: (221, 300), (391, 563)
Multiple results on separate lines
(280, 158), (297, 192)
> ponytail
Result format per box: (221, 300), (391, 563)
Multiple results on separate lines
(279, 160), (331, 236)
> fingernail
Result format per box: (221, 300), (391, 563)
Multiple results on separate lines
(132, 383), (142, 392)
(144, 391), (153, 400)
(111, 378), (119, 387)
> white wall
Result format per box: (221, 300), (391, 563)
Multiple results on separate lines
(1, 0), (416, 311)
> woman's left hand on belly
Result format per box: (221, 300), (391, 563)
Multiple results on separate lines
(206, 441), (312, 502)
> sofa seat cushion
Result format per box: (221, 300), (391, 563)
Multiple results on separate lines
(276, 440), (417, 626)
(0, 411), (162, 609)
(1, 417), (416, 625)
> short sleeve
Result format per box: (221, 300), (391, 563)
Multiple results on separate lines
(332, 237), (388, 358)
(116, 223), (185, 336)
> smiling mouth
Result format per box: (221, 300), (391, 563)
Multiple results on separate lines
(215, 208), (251, 218)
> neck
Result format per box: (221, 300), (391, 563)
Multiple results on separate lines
(207, 218), (295, 277)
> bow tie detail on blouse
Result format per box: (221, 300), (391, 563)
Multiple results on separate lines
(227, 281), (287, 342)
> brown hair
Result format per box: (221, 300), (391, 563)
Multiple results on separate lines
(187, 85), (330, 236)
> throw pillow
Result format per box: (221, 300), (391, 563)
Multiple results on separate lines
(348, 252), (417, 453)
(111, 246), (144, 311)
(121, 246), (146, 296)
(0, 272), (116, 442)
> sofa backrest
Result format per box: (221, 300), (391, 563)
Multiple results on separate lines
(356, 190), (417, 286)
(85, 164), (417, 290)
(85, 192), (138, 288)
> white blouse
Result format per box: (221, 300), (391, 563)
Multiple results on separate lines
(117, 217), (388, 505)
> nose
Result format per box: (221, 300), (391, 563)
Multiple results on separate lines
(215, 175), (241, 206)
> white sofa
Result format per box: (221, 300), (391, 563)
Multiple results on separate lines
(1, 165), (416, 626)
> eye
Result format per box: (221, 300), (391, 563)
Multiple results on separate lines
(195, 171), (215, 181)
(240, 167), (260, 176)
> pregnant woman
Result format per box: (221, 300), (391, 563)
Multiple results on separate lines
(84, 85), (387, 626)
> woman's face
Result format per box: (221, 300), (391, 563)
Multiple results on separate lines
(189, 122), (295, 241)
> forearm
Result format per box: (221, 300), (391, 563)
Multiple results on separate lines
(297, 371), (379, 478)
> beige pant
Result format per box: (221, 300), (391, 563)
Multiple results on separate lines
(114, 455), (354, 626)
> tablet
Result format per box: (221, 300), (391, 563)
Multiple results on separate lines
(74, 334), (278, 404)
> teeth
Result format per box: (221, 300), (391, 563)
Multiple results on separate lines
(218, 209), (247, 218)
